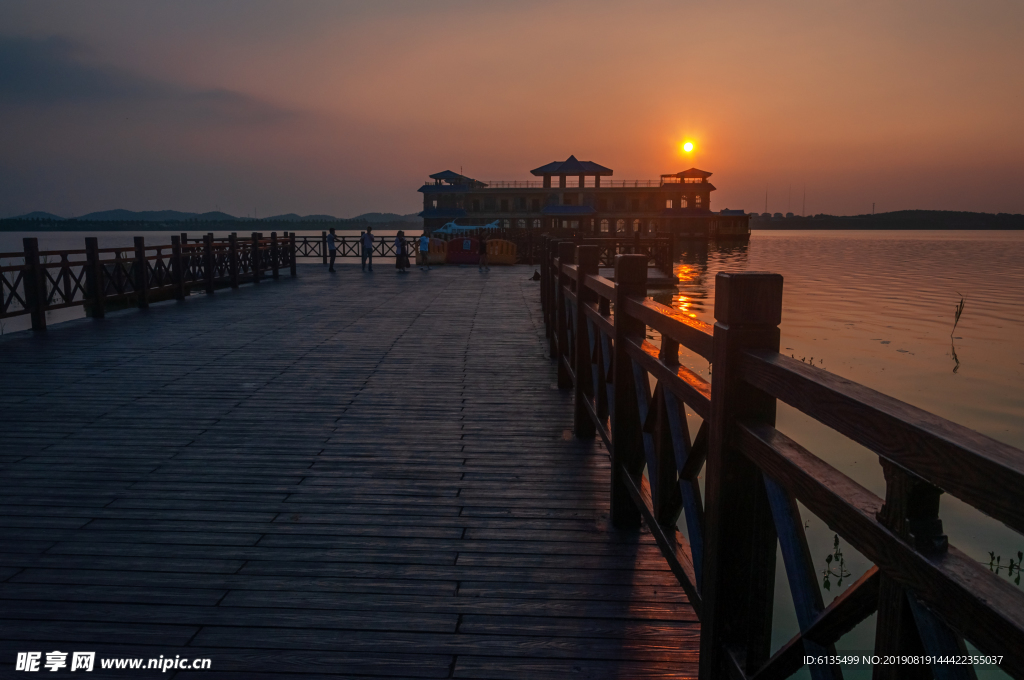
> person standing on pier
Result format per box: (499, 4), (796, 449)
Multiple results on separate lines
(419, 231), (431, 270)
(361, 226), (374, 272)
(327, 228), (338, 272)
(394, 230), (410, 273)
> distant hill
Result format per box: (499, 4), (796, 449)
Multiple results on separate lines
(751, 210), (1024, 230)
(77, 209), (204, 222)
(5, 208), (423, 223)
(11, 211), (66, 221)
(357, 212), (421, 223)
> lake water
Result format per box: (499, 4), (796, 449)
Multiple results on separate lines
(2, 229), (1022, 675)
(658, 231), (1023, 678)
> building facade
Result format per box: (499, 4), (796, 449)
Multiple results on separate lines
(418, 155), (749, 239)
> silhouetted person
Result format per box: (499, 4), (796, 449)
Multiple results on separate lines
(361, 226), (374, 272)
(394, 230), (410, 273)
(327, 227), (338, 272)
(419, 231), (431, 270)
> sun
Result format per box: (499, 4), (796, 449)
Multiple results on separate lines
(682, 141), (694, 153)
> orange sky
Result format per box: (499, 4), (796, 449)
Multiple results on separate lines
(1, 0), (1022, 217)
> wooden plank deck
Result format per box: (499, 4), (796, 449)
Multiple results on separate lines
(0, 264), (698, 679)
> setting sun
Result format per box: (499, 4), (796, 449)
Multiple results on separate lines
(682, 141), (694, 153)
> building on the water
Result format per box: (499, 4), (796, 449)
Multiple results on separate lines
(418, 155), (750, 239)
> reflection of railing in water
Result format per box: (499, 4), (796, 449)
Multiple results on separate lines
(540, 236), (1024, 679)
(1, 232), (295, 331)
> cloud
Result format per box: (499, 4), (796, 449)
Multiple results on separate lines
(0, 34), (292, 122)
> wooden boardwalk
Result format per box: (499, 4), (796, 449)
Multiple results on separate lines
(0, 264), (698, 679)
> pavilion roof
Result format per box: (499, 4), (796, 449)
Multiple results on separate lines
(662, 168), (713, 179)
(429, 170), (483, 185)
(530, 155), (613, 176)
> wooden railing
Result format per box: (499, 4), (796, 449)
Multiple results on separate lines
(222, 230), (671, 274)
(540, 237), (1024, 680)
(1, 232), (296, 331)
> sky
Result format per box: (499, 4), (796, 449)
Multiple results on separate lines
(1, 0), (1022, 218)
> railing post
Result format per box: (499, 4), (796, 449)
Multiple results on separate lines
(289, 232), (297, 277)
(251, 232), (261, 284)
(270, 232), (280, 280)
(573, 245), (599, 438)
(133, 236), (149, 309)
(556, 242), (575, 388)
(170, 236), (186, 301)
(547, 239), (561, 359)
(321, 231), (328, 265)
(610, 254), (648, 528)
(229, 233), (239, 289)
(872, 462), (957, 679)
(699, 272), (784, 679)
(85, 237), (106, 317)
(539, 237), (549, 332)
(203, 233), (215, 295)
(22, 237), (46, 331)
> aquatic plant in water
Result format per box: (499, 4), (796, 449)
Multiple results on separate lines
(822, 534), (851, 591)
(988, 550), (1023, 586)
(951, 293), (965, 337)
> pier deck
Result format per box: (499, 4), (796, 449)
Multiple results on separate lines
(0, 264), (698, 678)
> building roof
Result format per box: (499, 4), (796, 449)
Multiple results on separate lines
(531, 155), (613, 177)
(430, 170), (474, 182)
(662, 168), (713, 179)
(427, 170), (487, 188)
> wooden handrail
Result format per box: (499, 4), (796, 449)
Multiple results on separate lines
(1, 235), (298, 328)
(538, 235), (1024, 679)
(625, 297), (713, 360)
(741, 348), (1024, 534)
(737, 422), (1024, 677)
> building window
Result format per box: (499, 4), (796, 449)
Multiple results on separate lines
(500, 199), (509, 211)
(632, 219), (641, 233)
(695, 195), (702, 207)
(472, 200), (480, 212)
(570, 220), (579, 230)
(681, 198), (688, 208)
(516, 197), (526, 210)
(517, 219), (526, 228)
(648, 220), (657, 234)
(598, 198), (608, 211)
(531, 199), (540, 211)
(431, 199), (438, 209)
(503, 219), (510, 228)
(631, 198), (640, 211)
(616, 219), (626, 233)
(600, 219), (609, 233)
(532, 219), (540, 229)
(665, 199), (673, 209)
(563, 194), (575, 206)
(484, 198), (496, 210)
(613, 198), (626, 211)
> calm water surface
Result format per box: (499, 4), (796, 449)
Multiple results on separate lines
(3, 229), (1022, 674)
(659, 231), (1023, 677)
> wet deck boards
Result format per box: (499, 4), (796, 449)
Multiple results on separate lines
(0, 263), (698, 678)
